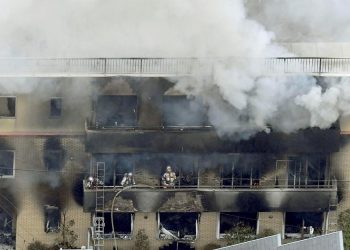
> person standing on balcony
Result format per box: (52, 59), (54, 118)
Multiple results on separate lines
(121, 172), (135, 186)
(162, 166), (177, 188)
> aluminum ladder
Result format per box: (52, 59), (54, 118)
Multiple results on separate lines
(93, 162), (105, 250)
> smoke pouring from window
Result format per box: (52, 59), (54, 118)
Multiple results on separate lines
(1, 0), (350, 138)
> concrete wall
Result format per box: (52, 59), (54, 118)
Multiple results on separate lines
(0, 136), (90, 250)
(0, 78), (93, 134)
(258, 212), (284, 237)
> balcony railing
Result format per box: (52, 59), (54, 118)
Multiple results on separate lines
(1, 57), (350, 76)
(84, 177), (337, 191)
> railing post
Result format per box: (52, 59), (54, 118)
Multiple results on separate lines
(104, 58), (107, 75)
(319, 58), (322, 75)
(140, 58), (143, 74)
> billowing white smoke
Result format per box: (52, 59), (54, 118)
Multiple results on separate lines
(0, 0), (349, 138)
(245, 0), (350, 42)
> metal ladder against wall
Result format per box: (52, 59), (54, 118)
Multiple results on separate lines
(93, 162), (106, 250)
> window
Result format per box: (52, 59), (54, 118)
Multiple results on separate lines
(44, 150), (63, 171)
(218, 212), (257, 238)
(0, 151), (14, 177)
(0, 208), (13, 234)
(95, 95), (137, 128)
(285, 212), (323, 238)
(0, 208), (14, 247)
(50, 98), (62, 117)
(0, 97), (16, 117)
(93, 154), (135, 187)
(103, 212), (133, 239)
(276, 155), (328, 188)
(44, 205), (60, 233)
(158, 212), (198, 241)
(159, 242), (195, 250)
(162, 96), (209, 127)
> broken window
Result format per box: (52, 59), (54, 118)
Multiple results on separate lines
(44, 150), (63, 171)
(0, 209), (12, 235)
(93, 154), (135, 187)
(276, 155), (328, 188)
(0, 97), (15, 118)
(285, 212), (323, 238)
(287, 156), (305, 188)
(44, 205), (60, 233)
(103, 212), (133, 239)
(160, 242), (195, 250)
(219, 213), (257, 237)
(162, 96), (209, 127)
(158, 212), (198, 241)
(0, 151), (14, 177)
(50, 97), (62, 117)
(95, 95), (137, 128)
(307, 155), (327, 187)
(232, 155), (261, 188)
(0, 208), (14, 247)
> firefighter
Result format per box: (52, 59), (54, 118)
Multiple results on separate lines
(121, 172), (135, 187)
(162, 166), (177, 188)
(86, 176), (93, 189)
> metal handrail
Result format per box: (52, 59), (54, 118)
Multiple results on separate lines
(1, 57), (350, 76)
(83, 180), (337, 191)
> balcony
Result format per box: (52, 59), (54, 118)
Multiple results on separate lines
(83, 179), (338, 213)
(1, 57), (350, 77)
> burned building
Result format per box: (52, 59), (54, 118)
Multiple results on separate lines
(0, 57), (348, 250)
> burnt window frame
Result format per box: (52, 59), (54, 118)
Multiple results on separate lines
(50, 97), (63, 118)
(44, 205), (60, 233)
(284, 212), (325, 238)
(0, 150), (15, 178)
(101, 212), (134, 239)
(217, 212), (258, 239)
(44, 150), (64, 172)
(0, 96), (16, 118)
(0, 208), (13, 235)
(161, 95), (210, 128)
(157, 212), (199, 241)
(95, 95), (138, 128)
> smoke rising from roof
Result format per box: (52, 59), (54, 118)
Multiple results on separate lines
(0, 0), (349, 138)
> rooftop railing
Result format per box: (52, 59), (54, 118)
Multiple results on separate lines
(1, 57), (350, 76)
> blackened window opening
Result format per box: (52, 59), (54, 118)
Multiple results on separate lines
(162, 96), (209, 127)
(159, 212), (198, 240)
(95, 95), (137, 127)
(103, 212), (133, 237)
(219, 212), (257, 235)
(159, 242), (195, 250)
(0, 151), (14, 176)
(44, 150), (63, 171)
(0, 209), (12, 234)
(285, 212), (323, 235)
(0, 97), (15, 117)
(44, 205), (60, 233)
(50, 98), (62, 117)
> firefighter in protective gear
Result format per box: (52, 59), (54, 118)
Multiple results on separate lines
(121, 172), (135, 186)
(162, 166), (177, 188)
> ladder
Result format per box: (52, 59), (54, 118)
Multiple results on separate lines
(93, 162), (105, 250)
